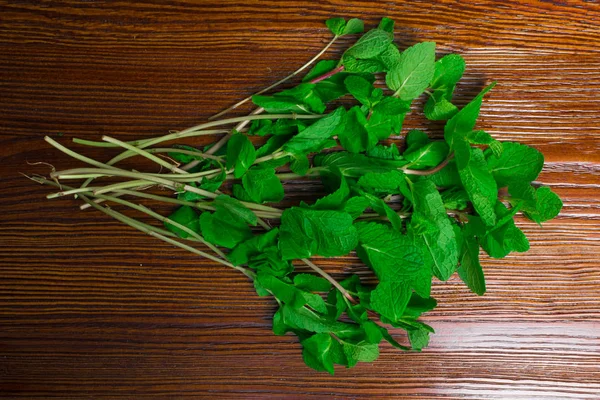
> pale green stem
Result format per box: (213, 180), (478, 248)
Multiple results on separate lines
(80, 189), (283, 219)
(33, 176), (240, 272)
(402, 153), (455, 176)
(79, 193), (253, 278)
(202, 107), (265, 158)
(50, 168), (282, 214)
(45, 136), (122, 172)
(300, 258), (354, 302)
(73, 129), (228, 148)
(102, 135), (187, 174)
(77, 114), (321, 191)
(51, 167), (217, 198)
(74, 137), (155, 148)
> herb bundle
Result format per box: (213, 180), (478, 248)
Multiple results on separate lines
(31, 17), (563, 374)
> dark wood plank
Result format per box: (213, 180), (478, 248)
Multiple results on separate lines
(1, 1), (599, 398)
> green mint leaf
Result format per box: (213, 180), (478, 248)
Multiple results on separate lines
(314, 151), (405, 178)
(355, 222), (430, 297)
(480, 202), (529, 258)
(325, 17), (364, 37)
(313, 72), (369, 103)
(344, 28), (393, 59)
(344, 75), (374, 106)
(386, 42), (436, 101)
(242, 167), (285, 204)
(294, 274), (332, 292)
(343, 196), (371, 219)
(199, 210), (252, 249)
(164, 205), (199, 239)
(325, 17), (346, 36)
(303, 60), (337, 82)
(405, 129), (430, 150)
(343, 18), (365, 35)
(457, 228), (486, 295)
(275, 83), (326, 114)
(370, 281), (411, 322)
(377, 43), (401, 71)
(342, 55), (386, 73)
(528, 187), (562, 223)
(213, 195), (257, 226)
(431, 54), (465, 88)
(507, 180), (537, 211)
(372, 96), (411, 115)
(404, 293), (438, 318)
(441, 187), (470, 210)
(378, 17), (395, 34)
(410, 180), (459, 281)
(362, 193), (404, 231)
(247, 119), (273, 136)
(167, 144), (204, 163)
(252, 94), (312, 114)
(336, 106), (378, 153)
(363, 110), (393, 140)
(281, 304), (363, 338)
(232, 183), (253, 202)
(247, 247), (293, 278)
(407, 323), (432, 351)
(312, 174), (350, 210)
(301, 333), (336, 375)
(380, 327), (411, 351)
(507, 183), (562, 224)
(342, 341), (379, 368)
(444, 82), (496, 148)
(255, 134), (292, 158)
(424, 52), (466, 120)
(458, 147), (498, 226)
(428, 159), (462, 188)
(258, 273), (328, 314)
(424, 91), (459, 120)
(198, 195), (259, 248)
(342, 18), (365, 35)
(226, 133), (256, 178)
(279, 207), (358, 259)
(467, 130), (503, 157)
(290, 154), (310, 176)
(366, 143), (402, 160)
(404, 141), (449, 169)
(357, 170), (408, 196)
(283, 107), (345, 155)
(228, 229), (280, 266)
(486, 142), (544, 186)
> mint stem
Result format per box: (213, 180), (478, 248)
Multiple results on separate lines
(309, 65), (345, 84)
(202, 107), (266, 158)
(301, 258), (355, 303)
(403, 153), (455, 176)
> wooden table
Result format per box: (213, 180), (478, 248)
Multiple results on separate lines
(2, 1), (599, 398)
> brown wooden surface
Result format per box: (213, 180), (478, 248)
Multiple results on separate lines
(2, 1), (600, 398)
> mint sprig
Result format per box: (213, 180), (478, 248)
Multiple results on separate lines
(32, 16), (563, 375)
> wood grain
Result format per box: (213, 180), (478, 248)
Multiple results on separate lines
(1, 1), (599, 398)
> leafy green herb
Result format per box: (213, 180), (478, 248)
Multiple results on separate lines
(39, 16), (563, 375)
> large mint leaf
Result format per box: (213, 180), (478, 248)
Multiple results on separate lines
(459, 148), (498, 226)
(355, 222), (430, 297)
(410, 180), (459, 281)
(283, 108), (345, 155)
(279, 208), (357, 259)
(486, 142), (544, 186)
(386, 42), (436, 101)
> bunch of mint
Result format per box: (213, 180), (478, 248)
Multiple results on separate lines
(36, 17), (562, 374)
